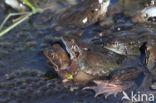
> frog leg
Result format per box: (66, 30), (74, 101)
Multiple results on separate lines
(83, 80), (134, 98)
(83, 69), (141, 98)
(61, 60), (78, 88)
(59, 70), (74, 88)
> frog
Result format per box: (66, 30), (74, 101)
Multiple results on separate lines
(57, 0), (110, 28)
(107, 0), (148, 17)
(104, 37), (145, 55)
(103, 34), (156, 55)
(61, 35), (156, 97)
(13, 0), (110, 36)
(6, 0), (110, 29)
(44, 35), (146, 97)
(43, 43), (72, 82)
(107, 0), (156, 23)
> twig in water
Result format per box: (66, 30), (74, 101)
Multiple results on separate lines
(0, 8), (43, 37)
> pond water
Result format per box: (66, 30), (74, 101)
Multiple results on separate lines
(0, 0), (155, 103)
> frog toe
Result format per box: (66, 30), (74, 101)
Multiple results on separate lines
(83, 80), (134, 98)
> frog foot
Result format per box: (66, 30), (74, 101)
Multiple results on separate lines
(83, 80), (133, 98)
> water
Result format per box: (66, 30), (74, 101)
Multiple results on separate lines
(0, 0), (155, 103)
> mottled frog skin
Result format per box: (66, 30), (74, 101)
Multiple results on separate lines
(108, 0), (156, 23)
(61, 35), (142, 77)
(58, 0), (110, 28)
(104, 35), (156, 55)
(44, 35), (145, 97)
(44, 42), (95, 84)
(44, 44), (70, 71)
(43, 43), (72, 82)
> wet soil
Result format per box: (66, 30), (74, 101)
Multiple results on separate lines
(0, 0), (155, 103)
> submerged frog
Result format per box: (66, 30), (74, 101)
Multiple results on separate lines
(44, 42), (95, 85)
(58, 0), (110, 28)
(108, 0), (148, 16)
(104, 35), (156, 55)
(108, 0), (156, 23)
(43, 43), (71, 82)
(44, 35), (145, 97)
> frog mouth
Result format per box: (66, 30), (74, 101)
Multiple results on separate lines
(104, 44), (128, 55)
(43, 49), (60, 71)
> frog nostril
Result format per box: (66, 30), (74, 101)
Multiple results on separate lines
(90, 10), (94, 13)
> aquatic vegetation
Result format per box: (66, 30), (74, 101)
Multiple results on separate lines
(0, 0), (43, 37)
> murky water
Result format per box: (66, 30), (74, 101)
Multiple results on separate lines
(0, 0), (155, 103)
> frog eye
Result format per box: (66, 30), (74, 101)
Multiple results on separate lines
(90, 9), (95, 13)
(48, 52), (55, 59)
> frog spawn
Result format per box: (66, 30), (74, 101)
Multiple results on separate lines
(0, 69), (64, 103)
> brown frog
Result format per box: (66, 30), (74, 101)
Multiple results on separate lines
(43, 43), (71, 82)
(44, 42), (95, 84)
(108, 0), (156, 23)
(104, 35), (156, 55)
(57, 0), (110, 28)
(108, 0), (148, 16)
(32, 0), (111, 36)
(44, 35), (145, 97)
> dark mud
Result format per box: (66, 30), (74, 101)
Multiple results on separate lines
(0, 0), (156, 103)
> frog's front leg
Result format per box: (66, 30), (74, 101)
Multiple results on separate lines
(83, 68), (142, 98)
(59, 70), (74, 88)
